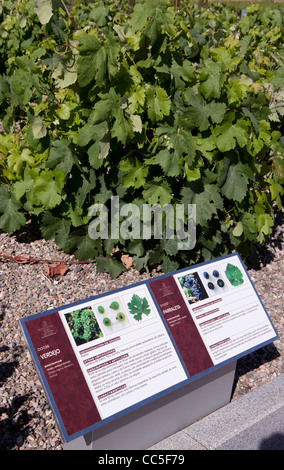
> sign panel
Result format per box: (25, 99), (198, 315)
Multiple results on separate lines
(19, 253), (278, 443)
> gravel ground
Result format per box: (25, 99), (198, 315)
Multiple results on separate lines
(0, 212), (283, 450)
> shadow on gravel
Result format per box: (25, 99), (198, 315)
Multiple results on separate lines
(0, 358), (19, 383)
(13, 221), (42, 244)
(231, 343), (281, 399)
(0, 344), (25, 383)
(247, 204), (284, 271)
(0, 314), (33, 450)
(0, 394), (32, 450)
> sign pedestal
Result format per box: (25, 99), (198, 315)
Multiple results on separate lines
(63, 360), (236, 450)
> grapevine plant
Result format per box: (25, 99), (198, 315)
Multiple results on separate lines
(0, 0), (284, 277)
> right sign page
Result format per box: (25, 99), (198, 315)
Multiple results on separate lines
(149, 253), (278, 373)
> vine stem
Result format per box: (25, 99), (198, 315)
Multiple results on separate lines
(0, 252), (94, 264)
(60, 0), (78, 30)
(0, 253), (116, 265)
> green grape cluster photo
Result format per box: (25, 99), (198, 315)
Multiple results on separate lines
(65, 306), (103, 346)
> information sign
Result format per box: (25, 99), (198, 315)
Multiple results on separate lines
(19, 253), (278, 444)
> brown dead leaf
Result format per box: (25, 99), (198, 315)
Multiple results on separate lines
(121, 254), (133, 270)
(44, 262), (69, 278)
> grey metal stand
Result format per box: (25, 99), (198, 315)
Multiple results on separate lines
(63, 360), (236, 450)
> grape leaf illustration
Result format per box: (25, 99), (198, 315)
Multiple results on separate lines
(225, 263), (244, 286)
(127, 294), (151, 321)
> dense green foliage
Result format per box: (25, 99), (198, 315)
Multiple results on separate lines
(0, 0), (283, 277)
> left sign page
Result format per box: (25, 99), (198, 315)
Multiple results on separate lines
(20, 283), (188, 442)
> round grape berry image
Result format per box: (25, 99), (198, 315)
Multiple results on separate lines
(103, 317), (111, 327)
(178, 272), (208, 304)
(116, 313), (125, 321)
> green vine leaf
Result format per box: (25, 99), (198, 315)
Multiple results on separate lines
(214, 113), (249, 152)
(96, 256), (126, 279)
(146, 85), (171, 123)
(40, 212), (71, 248)
(120, 157), (149, 189)
(131, 0), (175, 44)
(142, 178), (172, 205)
(220, 161), (254, 203)
(77, 122), (108, 147)
(0, 186), (26, 232)
(35, 0), (53, 25)
(199, 63), (225, 100)
(76, 32), (120, 88)
(76, 34), (106, 87)
(32, 116), (47, 140)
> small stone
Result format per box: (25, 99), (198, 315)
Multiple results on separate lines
(74, 264), (83, 273)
